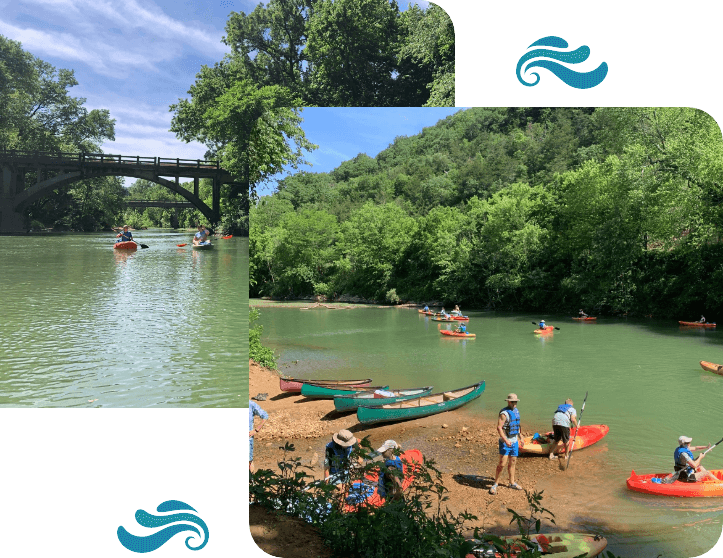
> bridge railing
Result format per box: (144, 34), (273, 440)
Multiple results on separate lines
(0, 148), (221, 170)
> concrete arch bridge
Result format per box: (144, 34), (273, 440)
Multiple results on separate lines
(0, 149), (237, 233)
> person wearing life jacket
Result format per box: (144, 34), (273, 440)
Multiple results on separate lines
(699, 315), (707, 324)
(249, 399), (268, 473)
(456, 323), (467, 334)
(490, 393), (525, 495)
(375, 440), (404, 501)
(548, 398), (578, 460)
(538, 320), (548, 330)
(324, 429), (362, 484)
(115, 225), (133, 243)
(674, 436), (717, 482)
(193, 224), (210, 246)
(423, 304), (430, 312)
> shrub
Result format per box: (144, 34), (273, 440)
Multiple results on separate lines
(249, 308), (277, 369)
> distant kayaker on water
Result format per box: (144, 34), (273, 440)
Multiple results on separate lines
(538, 320), (547, 329)
(700, 315), (707, 323)
(423, 304), (430, 312)
(456, 323), (467, 334)
(579, 309), (588, 318)
(115, 225), (133, 243)
(324, 429), (363, 485)
(549, 398), (578, 460)
(452, 305), (462, 316)
(490, 393), (525, 495)
(249, 400), (268, 473)
(193, 224), (210, 245)
(674, 436), (717, 482)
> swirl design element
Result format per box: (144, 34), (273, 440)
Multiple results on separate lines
(517, 36), (608, 89)
(117, 500), (209, 553)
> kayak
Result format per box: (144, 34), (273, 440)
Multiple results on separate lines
(534, 326), (555, 334)
(466, 533), (608, 558)
(700, 361), (723, 376)
(192, 241), (213, 249)
(572, 317), (597, 321)
(333, 386), (434, 412)
(432, 316), (455, 322)
(520, 425), (610, 456)
(440, 330), (476, 338)
(678, 321), (716, 327)
(418, 310), (435, 315)
(341, 449), (423, 513)
(279, 377), (372, 393)
(448, 315), (470, 321)
(357, 381), (485, 425)
(626, 469), (723, 497)
(300, 383), (389, 399)
(114, 241), (137, 250)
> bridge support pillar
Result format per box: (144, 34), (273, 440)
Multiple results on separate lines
(0, 165), (27, 234)
(212, 177), (220, 223)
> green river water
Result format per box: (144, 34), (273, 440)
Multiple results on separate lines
(255, 304), (723, 557)
(0, 231), (248, 407)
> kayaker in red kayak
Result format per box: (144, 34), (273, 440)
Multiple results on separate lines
(674, 436), (718, 482)
(115, 225), (133, 244)
(490, 393), (525, 495)
(578, 309), (588, 318)
(455, 323), (468, 334)
(549, 398), (578, 460)
(699, 315), (707, 324)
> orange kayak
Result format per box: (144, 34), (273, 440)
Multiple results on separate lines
(418, 310), (434, 315)
(572, 317), (597, 321)
(520, 425), (609, 456)
(534, 326), (555, 334)
(679, 321), (716, 327)
(700, 361), (723, 376)
(627, 469), (723, 497)
(114, 241), (137, 250)
(440, 330), (476, 338)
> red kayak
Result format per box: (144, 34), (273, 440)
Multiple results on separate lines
(679, 321), (716, 328)
(279, 377), (372, 393)
(534, 325), (555, 334)
(572, 317), (597, 321)
(520, 425), (609, 456)
(440, 330), (476, 338)
(627, 469), (723, 497)
(114, 241), (137, 250)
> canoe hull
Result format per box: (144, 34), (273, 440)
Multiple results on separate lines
(572, 317), (597, 321)
(679, 321), (716, 327)
(334, 386), (434, 412)
(627, 469), (723, 497)
(467, 533), (607, 558)
(114, 241), (137, 250)
(520, 425), (610, 455)
(357, 381), (485, 425)
(301, 383), (388, 399)
(418, 310), (434, 315)
(440, 330), (476, 338)
(700, 361), (723, 376)
(279, 377), (372, 393)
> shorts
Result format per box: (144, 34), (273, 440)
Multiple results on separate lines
(552, 424), (570, 444)
(249, 436), (254, 462)
(498, 439), (519, 457)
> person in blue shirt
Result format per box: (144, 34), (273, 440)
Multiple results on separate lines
(548, 399), (578, 459)
(456, 323), (467, 334)
(193, 224), (210, 245)
(115, 225), (133, 243)
(538, 320), (547, 329)
(423, 305), (430, 312)
(674, 436), (717, 482)
(249, 400), (268, 473)
(375, 440), (404, 500)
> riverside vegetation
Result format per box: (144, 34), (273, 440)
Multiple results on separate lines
(250, 107), (723, 319)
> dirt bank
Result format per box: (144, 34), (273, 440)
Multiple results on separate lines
(249, 360), (608, 556)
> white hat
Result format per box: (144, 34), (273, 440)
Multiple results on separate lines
(332, 429), (357, 447)
(376, 440), (400, 453)
(679, 435), (692, 445)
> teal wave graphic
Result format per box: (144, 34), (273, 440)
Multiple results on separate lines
(517, 36), (608, 89)
(117, 500), (209, 553)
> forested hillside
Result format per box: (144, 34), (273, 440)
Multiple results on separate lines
(250, 107), (723, 318)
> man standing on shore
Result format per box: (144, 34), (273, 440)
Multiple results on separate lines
(489, 393), (524, 495)
(249, 400), (268, 473)
(549, 398), (578, 460)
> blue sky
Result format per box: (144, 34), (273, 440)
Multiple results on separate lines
(0, 0), (431, 187)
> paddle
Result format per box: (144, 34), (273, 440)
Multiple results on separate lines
(134, 240), (149, 249)
(660, 436), (723, 484)
(531, 322), (561, 331)
(564, 391), (588, 470)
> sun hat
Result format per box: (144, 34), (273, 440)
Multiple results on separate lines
(333, 429), (357, 447)
(376, 440), (400, 453)
(506, 393), (520, 402)
(679, 435), (692, 446)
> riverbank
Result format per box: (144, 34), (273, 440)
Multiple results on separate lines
(249, 360), (612, 555)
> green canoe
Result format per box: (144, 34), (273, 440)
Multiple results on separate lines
(356, 381), (485, 425)
(333, 386), (434, 412)
(300, 383), (389, 399)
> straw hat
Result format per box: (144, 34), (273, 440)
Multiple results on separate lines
(332, 429), (357, 447)
(506, 393), (520, 402)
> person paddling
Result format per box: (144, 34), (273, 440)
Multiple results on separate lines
(456, 323), (467, 334)
(538, 319), (547, 330)
(699, 315), (707, 324)
(115, 225), (133, 243)
(490, 393), (524, 495)
(578, 309), (588, 318)
(673, 436), (718, 482)
(549, 398), (578, 460)
(193, 224), (210, 246)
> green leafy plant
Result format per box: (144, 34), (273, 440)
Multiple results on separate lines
(249, 308), (277, 369)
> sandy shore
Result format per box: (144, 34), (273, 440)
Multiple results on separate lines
(249, 360), (612, 557)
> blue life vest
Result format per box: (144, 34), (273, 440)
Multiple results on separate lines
(674, 446), (695, 473)
(423, 306), (429, 311)
(500, 407), (521, 437)
(539, 322), (546, 329)
(555, 403), (573, 415)
(326, 441), (353, 475)
(459, 324), (466, 333)
(378, 457), (403, 498)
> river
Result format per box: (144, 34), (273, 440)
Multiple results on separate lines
(254, 304), (723, 557)
(0, 231), (248, 407)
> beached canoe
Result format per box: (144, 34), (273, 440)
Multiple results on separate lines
(520, 425), (610, 456)
(700, 361), (723, 376)
(279, 377), (372, 393)
(418, 310), (435, 315)
(341, 449), (423, 513)
(357, 381), (485, 425)
(466, 533), (607, 558)
(114, 241), (137, 250)
(192, 241), (213, 249)
(626, 469), (723, 497)
(534, 326), (555, 334)
(572, 316), (597, 321)
(440, 330), (476, 338)
(301, 383), (389, 399)
(678, 321), (716, 327)
(334, 386), (434, 412)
